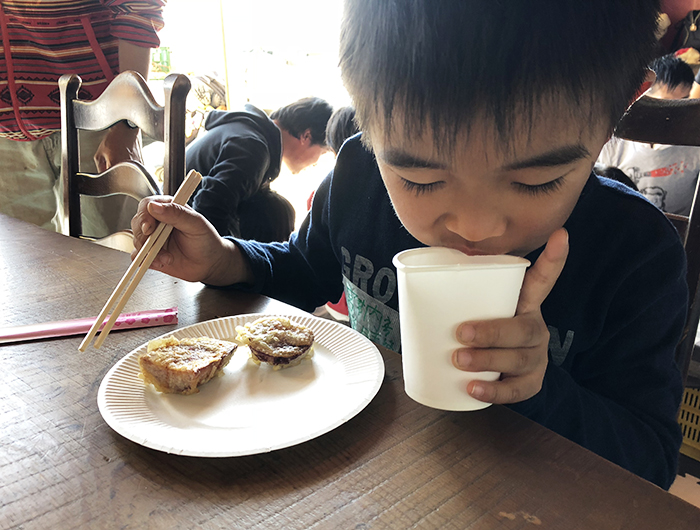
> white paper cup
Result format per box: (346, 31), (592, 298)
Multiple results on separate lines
(393, 248), (530, 411)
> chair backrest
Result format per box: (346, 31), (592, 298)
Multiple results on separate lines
(58, 71), (190, 241)
(615, 95), (700, 386)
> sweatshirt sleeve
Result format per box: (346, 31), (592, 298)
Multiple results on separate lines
(509, 236), (686, 490)
(102, 0), (165, 47)
(230, 171), (345, 311)
(191, 136), (271, 237)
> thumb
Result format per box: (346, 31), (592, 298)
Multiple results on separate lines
(146, 200), (203, 235)
(516, 228), (569, 315)
(148, 200), (184, 223)
(94, 154), (107, 173)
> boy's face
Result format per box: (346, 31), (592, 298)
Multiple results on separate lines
(371, 110), (609, 257)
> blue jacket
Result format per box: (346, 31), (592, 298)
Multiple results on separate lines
(233, 136), (686, 489)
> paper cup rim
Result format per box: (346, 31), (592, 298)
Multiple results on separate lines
(393, 247), (530, 272)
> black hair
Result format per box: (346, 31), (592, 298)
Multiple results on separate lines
(649, 54), (694, 91)
(325, 106), (360, 154)
(238, 189), (296, 243)
(270, 97), (333, 146)
(340, 0), (661, 152)
(596, 166), (639, 192)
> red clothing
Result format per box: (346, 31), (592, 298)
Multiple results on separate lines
(0, 0), (164, 140)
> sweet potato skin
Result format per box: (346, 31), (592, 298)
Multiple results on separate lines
(139, 336), (237, 395)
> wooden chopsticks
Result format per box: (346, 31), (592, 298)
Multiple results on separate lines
(79, 170), (202, 351)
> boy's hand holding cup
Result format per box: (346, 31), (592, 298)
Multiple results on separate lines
(393, 229), (568, 411)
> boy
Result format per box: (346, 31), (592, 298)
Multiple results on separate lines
(186, 97), (332, 239)
(131, 1), (685, 489)
(647, 54), (695, 100)
(598, 54), (700, 215)
(325, 106), (359, 155)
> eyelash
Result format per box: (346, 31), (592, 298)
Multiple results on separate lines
(400, 178), (444, 195)
(399, 175), (566, 196)
(513, 176), (565, 196)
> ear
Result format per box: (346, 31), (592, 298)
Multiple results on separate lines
(632, 68), (656, 102)
(643, 68), (656, 90)
(300, 129), (313, 145)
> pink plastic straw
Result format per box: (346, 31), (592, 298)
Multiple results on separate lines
(0, 307), (178, 345)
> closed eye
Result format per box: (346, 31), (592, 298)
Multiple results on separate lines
(400, 178), (445, 195)
(513, 176), (565, 196)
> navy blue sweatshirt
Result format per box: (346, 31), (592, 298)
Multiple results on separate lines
(233, 136), (686, 489)
(186, 105), (282, 237)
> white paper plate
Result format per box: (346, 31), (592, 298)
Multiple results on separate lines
(97, 313), (385, 457)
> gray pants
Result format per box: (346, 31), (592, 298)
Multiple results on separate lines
(0, 130), (137, 238)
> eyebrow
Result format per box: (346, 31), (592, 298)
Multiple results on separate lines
(379, 143), (591, 171)
(378, 149), (448, 170)
(503, 144), (591, 171)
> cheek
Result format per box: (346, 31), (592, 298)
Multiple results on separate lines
(510, 188), (582, 245)
(383, 180), (416, 223)
(381, 179), (437, 234)
(516, 209), (567, 241)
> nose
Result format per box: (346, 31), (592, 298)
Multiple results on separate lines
(442, 202), (507, 243)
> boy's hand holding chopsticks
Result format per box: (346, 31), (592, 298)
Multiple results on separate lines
(131, 194), (254, 288)
(80, 170), (202, 351)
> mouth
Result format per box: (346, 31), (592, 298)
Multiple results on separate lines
(450, 245), (493, 256)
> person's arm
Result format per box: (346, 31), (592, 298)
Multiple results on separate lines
(510, 240), (685, 489)
(230, 172), (344, 310)
(131, 169), (344, 311)
(93, 40), (151, 172)
(190, 136), (271, 237)
(450, 184), (686, 490)
(690, 81), (700, 99)
(117, 39), (151, 76)
(94, 0), (165, 172)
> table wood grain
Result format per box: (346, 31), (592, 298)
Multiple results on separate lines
(2, 213), (700, 530)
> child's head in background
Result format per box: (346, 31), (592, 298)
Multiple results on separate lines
(647, 54), (695, 100)
(326, 106), (359, 155)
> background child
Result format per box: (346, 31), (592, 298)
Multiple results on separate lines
(598, 54), (700, 215)
(325, 106), (359, 155)
(132, 0), (685, 489)
(186, 97), (332, 240)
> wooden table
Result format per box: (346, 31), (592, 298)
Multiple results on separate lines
(2, 213), (700, 530)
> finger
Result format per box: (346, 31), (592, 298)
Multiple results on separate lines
(453, 344), (543, 375)
(94, 154), (107, 173)
(146, 201), (187, 228)
(131, 143), (144, 164)
(131, 198), (154, 242)
(146, 200), (202, 234)
(456, 312), (545, 348)
(466, 374), (543, 405)
(129, 244), (173, 269)
(147, 249), (174, 270)
(516, 228), (569, 315)
(132, 196), (171, 237)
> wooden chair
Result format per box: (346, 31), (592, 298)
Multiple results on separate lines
(58, 71), (190, 248)
(615, 95), (700, 387)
